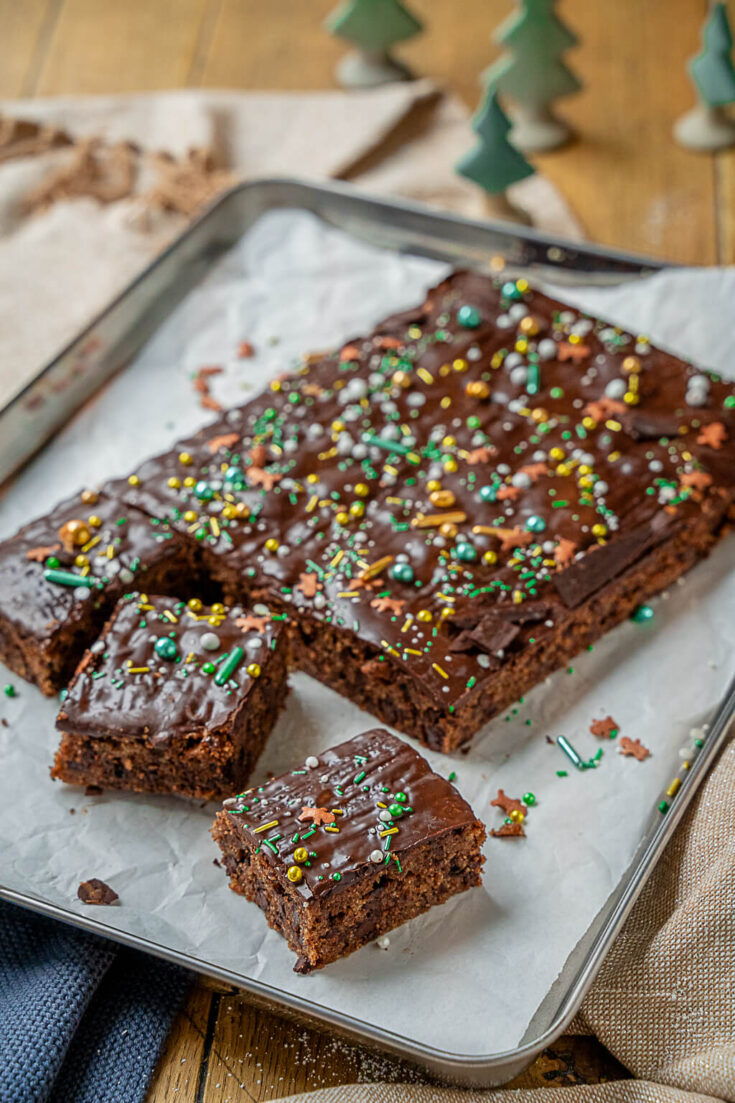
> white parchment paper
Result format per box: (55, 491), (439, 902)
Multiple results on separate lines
(0, 210), (733, 1058)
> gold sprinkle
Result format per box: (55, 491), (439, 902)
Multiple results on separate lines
(381, 640), (401, 658)
(81, 535), (101, 553)
(417, 367), (434, 386)
(324, 825), (340, 833)
(161, 610), (178, 624)
(185, 652), (195, 664)
(330, 549), (344, 568)
(360, 555), (394, 581)
(432, 663), (448, 679)
(127, 666), (150, 674)
(377, 802), (387, 808)
(337, 591), (359, 598)
(404, 647), (422, 655)
(106, 545), (115, 559)
(306, 495), (319, 513)
(254, 820), (279, 833)
(666, 778), (682, 798)
(436, 592), (455, 603)
(318, 448), (338, 461)
(210, 517), (220, 538)
(380, 827), (399, 838)
(412, 511), (467, 529)
(331, 808), (344, 815)
(605, 419), (622, 432)
(400, 618), (413, 633)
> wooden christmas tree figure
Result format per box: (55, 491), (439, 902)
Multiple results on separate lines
(456, 90), (535, 224)
(674, 2), (735, 152)
(325, 0), (422, 89)
(483, 0), (581, 152)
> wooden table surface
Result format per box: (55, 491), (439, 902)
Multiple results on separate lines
(2, 0), (732, 1097)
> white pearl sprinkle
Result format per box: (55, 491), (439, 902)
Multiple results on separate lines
(305, 756), (319, 769)
(369, 850), (383, 864)
(376, 935), (391, 950)
(378, 809), (392, 823)
(201, 632), (220, 651)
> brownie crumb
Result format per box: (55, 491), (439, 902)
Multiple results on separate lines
(84, 784), (104, 796)
(77, 878), (119, 905)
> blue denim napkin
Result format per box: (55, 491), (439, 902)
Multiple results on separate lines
(0, 901), (191, 1103)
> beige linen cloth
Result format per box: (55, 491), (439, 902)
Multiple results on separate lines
(0, 84), (733, 1103)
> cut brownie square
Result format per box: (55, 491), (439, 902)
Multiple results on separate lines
(53, 594), (288, 801)
(0, 490), (195, 695)
(211, 728), (486, 973)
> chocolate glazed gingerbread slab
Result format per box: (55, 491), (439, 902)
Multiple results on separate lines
(103, 269), (735, 753)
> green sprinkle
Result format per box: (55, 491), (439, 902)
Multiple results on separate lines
(215, 646), (244, 686)
(43, 569), (102, 589)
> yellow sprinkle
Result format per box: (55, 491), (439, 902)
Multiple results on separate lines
(412, 511), (467, 529)
(306, 495), (319, 513)
(407, 452), (421, 464)
(187, 523), (200, 534)
(127, 667), (150, 674)
(161, 610), (178, 623)
(106, 545), (115, 559)
(436, 593), (455, 603)
(318, 499), (332, 508)
(318, 448), (338, 461)
(324, 825), (340, 833)
(440, 396), (452, 409)
(210, 517), (220, 538)
(605, 419), (622, 432)
(331, 808), (344, 815)
(337, 591), (359, 599)
(81, 535), (101, 553)
(360, 555), (394, 581)
(512, 590), (524, 604)
(432, 663), (448, 679)
(381, 641), (401, 658)
(185, 652), (195, 664)
(608, 451), (621, 462)
(80, 566), (90, 577)
(400, 618), (413, 633)
(384, 465), (399, 477)
(380, 828), (399, 838)
(666, 778), (682, 798)
(330, 549), (344, 568)
(254, 820), (279, 833)
(377, 802), (387, 808)
(386, 496), (404, 505)
(404, 647), (422, 656)
(417, 367), (434, 386)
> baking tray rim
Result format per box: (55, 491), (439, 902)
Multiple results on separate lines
(1, 175), (729, 1084)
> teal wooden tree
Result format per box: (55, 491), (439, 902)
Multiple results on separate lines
(325, 0), (423, 88)
(483, 0), (582, 152)
(456, 90), (535, 224)
(675, 3), (735, 152)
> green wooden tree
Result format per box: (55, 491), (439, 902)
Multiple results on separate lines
(674, 2), (735, 151)
(483, 0), (581, 152)
(690, 2), (735, 106)
(456, 90), (535, 224)
(326, 0), (422, 53)
(325, 0), (422, 87)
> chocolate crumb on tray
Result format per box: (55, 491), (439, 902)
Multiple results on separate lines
(211, 728), (486, 973)
(77, 878), (119, 905)
(53, 594), (288, 801)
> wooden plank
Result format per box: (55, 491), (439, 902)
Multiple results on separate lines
(523, 0), (717, 265)
(0, 0), (56, 98)
(35, 0), (212, 95)
(714, 1), (735, 263)
(146, 984), (214, 1103)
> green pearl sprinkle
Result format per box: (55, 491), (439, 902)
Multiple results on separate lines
(522, 792), (536, 806)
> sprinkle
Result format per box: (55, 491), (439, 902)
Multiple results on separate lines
(330, 549), (344, 567)
(126, 666), (150, 674)
(432, 663), (448, 679)
(161, 610), (178, 623)
(379, 827), (399, 837)
(359, 555), (393, 581)
(254, 820), (279, 833)
(215, 646), (244, 686)
(412, 511), (467, 529)
(43, 569), (101, 589)
(666, 777), (682, 798)
(556, 735), (586, 770)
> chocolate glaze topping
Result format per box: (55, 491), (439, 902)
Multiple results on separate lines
(0, 491), (185, 639)
(220, 728), (481, 898)
(101, 270), (734, 714)
(57, 594), (283, 744)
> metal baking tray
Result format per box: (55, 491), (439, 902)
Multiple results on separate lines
(1, 179), (733, 1087)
